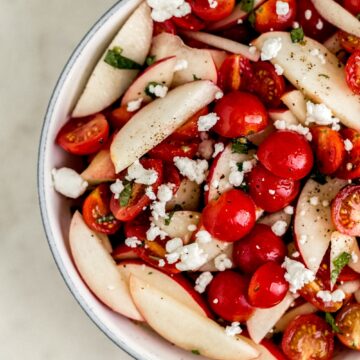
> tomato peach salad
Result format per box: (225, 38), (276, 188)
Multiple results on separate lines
(51, 0), (360, 359)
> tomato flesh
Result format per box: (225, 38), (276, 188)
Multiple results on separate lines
(346, 50), (360, 95)
(343, 0), (360, 15)
(336, 303), (360, 350)
(56, 114), (109, 155)
(148, 139), (199, 162)
(172, 13), (205, 31)
(282, 314), (334, 360)
(153, 20), (177, 36)
(190, 0), (235, 22)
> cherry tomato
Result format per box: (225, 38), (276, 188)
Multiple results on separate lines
(56, 113), (109, 155)
(248, 262), (289, 308)
(163, 164), (181, 193)
(202, 189), (256, 242)
(310, 126), (346, 175)
(297, 0), (336, 42)
(346, 50), (360, 95)
(233, 224), (287, 274)
(82, 184), (122, 234)
(247, 61), (286, 108)
(213, 91), (268, 138)
(282, 314), (334, 360)
(343, 0), (360, 15)
(336, 128), (360, 179)
(207, 270), (254, 322)
(257, 131), (314, 180)
(109, 105), (135, 129)
(336, 303), (360, 350)
(172, 13), (205, 31)
(190, 0), (235, 22)
(248, 163), (301, 213)
(153, 20), (177, 36)
(110, 159), (163, 221)
(124, 211), (150, 240)
(216, 24), (253, 44)
(339, 31), (360, 53)
(331, 185), (360, 236)
(254, 0), (297, 33)
(148, 139), (199, 162)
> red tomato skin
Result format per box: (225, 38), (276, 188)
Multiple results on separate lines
(248, 262), (289, 308)
(248, 163), (301, 213)
(148, 139), (199, 162)
(109, 105), (134, 129)
(207, 271), (254, 322)
(343, 0), (360, 15)
(124, 212), (150, 240)
(310, 126), (346, 175)
(190, 0), (235, 22)
(346, 50), (360, 95)
(153, 20), (177, 36)
(336, 303), (360, 350)
(257, 130), (314, 180)
(56, 114), (109, 155)
(254, 0), (297, 33)
(233, 224), (287, 274)
(202, 189), (256, 242)
(213, 91), (268, 138)
(163, 164), (181, 193)
(339, 31), (360, 53)
(282, 314), (334, 360)
(218, 55), (242, 93)
(172, 13), (205, 31)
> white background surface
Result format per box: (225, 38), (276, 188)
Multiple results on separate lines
(0, 1), (132, 359)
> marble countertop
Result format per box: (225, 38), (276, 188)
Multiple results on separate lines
(0, 1), (132, 359)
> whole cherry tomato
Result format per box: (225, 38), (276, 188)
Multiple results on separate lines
(109, 105), (135, 129)
(331, 185), (360, 236)
(233, 224), (287, 274)
(190, 0), (235, 22)
(254, 0), (297, 33)
(345, 50), (360, 95)
(343, 0), (360, 15)
(257, 131), (314, 180)
(339, 31), (360, 53)
(297, 0), (335, 42)
(56, 113), (109, 155)
(248, 262), (289, 308)
(172, 13), (205, 31)
(202, 189), (256, 242)
(336, 303), (360, 350)
(153, 20), (177, 36)
(82, 184), (122, 234)
(310, 126), (345, 175)
(248, 163), (301, 213)
(148, 139), (199, 162)
(207, 270), (254, 322)
(282, 314), (334, 360)
(213, 91), (268, 138)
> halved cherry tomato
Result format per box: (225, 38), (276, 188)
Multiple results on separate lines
(248, 163), (301, 213)
(172, 13), (205, 31)
(336, 128), (360, 179)
(247, 61), (286, 108)
(310, 126), (346, 175)
(109, 105), (135, 129)
(297, 0), (335, 42)
(213, 91), (268, 138)
(254, 0), (297, 33)
(124, 211), (150, 240)
(282, 314), (334, 360)
(190, 0), (235, 22)
(346, 50), (360, 94)
(148, 139), (199, 162)
(248, 262), (289, 308)
(331, 185), (360, 236)
(336, 302), (360, 350)
(339, 31), (360, 53)
(56, 113), (109, 155)
(82, 184), (122, 234)
(110, 159), (163, 221)
(202, 189), (256, 242)
(153, 20), (177, 36)
(343, 0), (360, 15)
(233, 224), (287, 274)
(258, 130), (314, 180)
(207, 270), (254, 322)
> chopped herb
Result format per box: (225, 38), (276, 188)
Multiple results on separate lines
(104, 47), (142, 70)
(148, 272), (153, 275)
(325, 313), (341, 333)
(231, 137), (257, 154)
(240, 0), (255, 13)
(318, 74), (330, 79)
(248, 11), (256, 26)
(191, 350), (201, 355)
(165, 204), (183, 226)
(331, 252), (351, 284)
(119, 181), (133, 207)
(290, 27), (305, 44)
(193, 74), (202, 81)
(237, 162), (244, 172)
(239, 182), (249, 193)
(145, 81), (162, 99)
(310, 168), (327, 185)
(146, 55), (156, 66)
(96, 214), (115, 224)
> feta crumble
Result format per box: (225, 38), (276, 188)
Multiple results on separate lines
(157, 183), (174, 202)
(125, 237), (142, 248)
(261, 37), (282, 61)
(146, 222), (168, 241)
(110, 179), (125, 200)
(284, 205), (294, 215)
(158, 259), (166, 267)
(198, 112), (220, 132)
(225, 322), (242, 337)
(273, 120), (312, 141)
(215, 91), (224, 100)
(174, 59), (188, 72)
(282, 257), (315, 293)
(126, 160), (158, 185)
(147, 0), (191, 22)
(195, 230), (212, 244)
(316, 19), (324, 30)
(165, 237), (183, 253)
(344, 139), (353, 151)
(147, 83), (168, 98)
(174, 157), (209, 184)
(292, 251), (300, 258)
(213, 143), (225, 158)
(195, 271), (213, 293)
(306, 101), (340, 130)
(214, 254), (233, 271)
(208, 0), (218, 9)
(317, 289), (345, 303)
(145, 186), (157, 201)
(276, 1), (290, 16)
(272, 220), (288, 236)
(52, 167), (88, 199)
(274, 64), (284, 75)
(127, 98), (143, 112)
(175, 243), (208, 271)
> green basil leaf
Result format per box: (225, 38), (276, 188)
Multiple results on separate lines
(104, 47), (142, 70)
(325, 313), (341, 333)
(231, 137), (257, 154)
(240, 0), (255, 13)
(165, 204), (183, 226)
(331, 252), (351, 284)
(146, 55), (156, 66)
(119, 181), (133, 207)
(191, 350), (201, 355)
(145, 81), (162, 99)
(290, 27), (305, 44)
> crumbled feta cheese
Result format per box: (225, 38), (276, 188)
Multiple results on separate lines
(316, 290), (332, 302)
(175, 243), (208, 271)
(213, 143), (225, 158)
(344, 139), (354, 151)
(147, 0), (191, 22)
(127, 98), (143, 112)
(306, 101), (340, 129)
(215, 91), (224, 100)
(157, 183), (174, 202)
(282, 257), (315, 293)
(261, 37), (282, 61)
(214, 254), (233, 271)
(198, 139), (214, 160)
(148, 83), (168, 98)
(146, 222), (168, 241)
(310, 196), (319, 206)
(195, 230), (212, 244)
(145, 186), (157, 200)
(110, 179), (125, 200)
(211, 179), (220, 189)
(52, 168), (88, 199)
(225, 322), (242, 337)
(125, 237), (142, 248)
(174, 157), (208, 184)
(317, 289), (345, 303)
(272, 220), (288, 236)
(166, 237), (183, 253)
(187, 224), (197, 232)
(274, 64), (284, 75)
(292, 251), (300, 258)
(332, 289), (346, 302)
(174, 59), (188, 72)
(269, 189), (276, 195)
(126, 160), (158, 185)
(198, 112), (220, 132)
(276, 1), (290, 16)
(242, 160), (256, 173)
(208, 0), (218, 9)
(166, 251), (180, 264)
(299, 234), (308, 245)
(228, 161), (244, 187)
(195, 271), (213, 293)
(284, 206), (294, 215)
(316, 19), (323, 30)
(150, 200), (167, 220)
(273, 120), (312, 141)
(158, 259), (166, 267)
(305, 9), (312, 20)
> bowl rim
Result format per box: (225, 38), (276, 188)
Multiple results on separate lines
(37, 1), (142, 359)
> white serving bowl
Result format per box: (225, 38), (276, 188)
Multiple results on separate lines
(38, 1), (359, 359)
